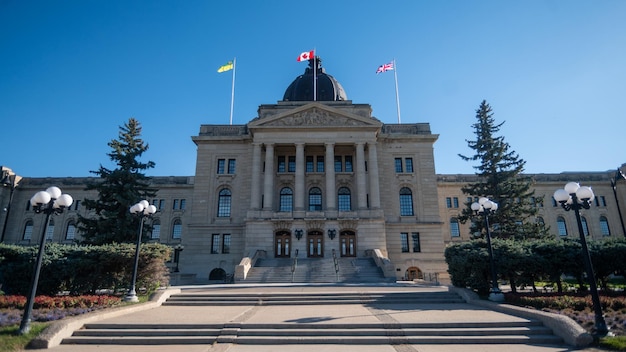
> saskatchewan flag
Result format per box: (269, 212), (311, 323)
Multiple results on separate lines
(217, 61), (234, 73)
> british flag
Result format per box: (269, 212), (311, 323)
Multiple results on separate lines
(376, 62), (394, 74)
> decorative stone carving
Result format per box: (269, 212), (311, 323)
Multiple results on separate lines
(339, 220), (358, 231)
(273, 221), (292, 231)
(306, 220), (325, 231)
(265, 108), (366, 127)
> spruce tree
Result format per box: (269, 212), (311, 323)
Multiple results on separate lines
(77, 118), (157, 244)
(458, 100), (548, 239)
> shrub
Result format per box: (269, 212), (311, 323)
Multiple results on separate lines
(0, 243), (171, 296)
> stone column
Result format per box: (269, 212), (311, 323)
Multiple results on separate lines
(367, 142), (381, 208)
(295, 143), (305, 211)
(250, 142), (262, 209)
(325, 142), (336, 210)
(355, 142), (367, 209)
(263, 144), (274, 210)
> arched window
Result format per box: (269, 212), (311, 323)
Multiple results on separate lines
(151, 220), (161, 239)
(450, 218), (460, 237)
(581, 216), (590, 236)
(46, 219), (54, 240)
(600, 216), (611, 236)
(308, 187), (322, 211)
(279, 187), (293, 212)
(172, 219), (182, 239)
(399, 187), (414, 216)
(65, 222), (76, 240)
(217, 189), (231, 217)
(536, 217), (545, 225)
(338, 187), (351, 211)
(557, 216), (568, 236)
(23, 220), (34, 240)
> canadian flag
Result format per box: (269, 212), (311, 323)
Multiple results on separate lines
(297, 50), (315, 62)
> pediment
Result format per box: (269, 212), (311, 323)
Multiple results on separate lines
(249, 103), (381, 129)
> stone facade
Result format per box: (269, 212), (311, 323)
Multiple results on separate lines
(1, 102), (625, 285)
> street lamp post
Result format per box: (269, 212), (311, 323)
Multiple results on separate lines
(125, 200), (157, 302)
(471, 197), (504, 302)
(19, 186), (73, 335)
(1, 167), (22, 243)
(609, 168), (626, 237)
(554, 182), (609, 338)
(173, 244), (184, 272)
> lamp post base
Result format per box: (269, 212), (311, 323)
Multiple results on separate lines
(488, 290), (505, 302)
(123, 291), (139, 302)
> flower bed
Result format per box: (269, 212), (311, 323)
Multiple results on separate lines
(504, 292), (626, 336)
(0, 295), (121, 327)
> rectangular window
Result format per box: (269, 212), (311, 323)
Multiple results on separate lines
(344, 156), (353, 172)
(412, 232), (421, 253)
(159, 199), (165, 210)
(172, 222), (182, 239)
(66, 224), (76, 240)
(288, 156), (296, 172)
(228, 159), (236, 174)
(446, 197), (452, 208)
(552, 197), (558, 207)
(395, 158), (403, 173)
(217, 159), (225, 174)
(401, 233), (409, 253)
(316, 156), (324, 172)
(600, 196), (607, 207)
(334, 156), (342, 172)
(211, 234), (220, 254)
(180, 199), (186, 210)
(74, 200), (81, 211)
(453, 197), (459, 208)
(306, 156), (314, 172)
(223, 234), (231, 254)
(277, 156), (286, 172)
(151, 223), (161, 239)
(405, 158), (414, 173)
(173, 199), (179, 210)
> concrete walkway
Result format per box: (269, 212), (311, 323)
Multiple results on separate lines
(40, 283), (604, 352)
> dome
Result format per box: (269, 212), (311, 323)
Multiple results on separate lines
(283, 57), (347, 101)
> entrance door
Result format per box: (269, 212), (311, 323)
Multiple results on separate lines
(406, 266), (423, 281)
(275, 231), (290, 258)
(339, 231), (356, 257)
(307, 231), (323, 257)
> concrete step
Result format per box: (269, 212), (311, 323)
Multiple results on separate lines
(162, 291), (466, 306)
(62, 321), (561, 346)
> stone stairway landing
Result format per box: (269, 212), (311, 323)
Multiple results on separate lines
(244, 257), (393, 283)
(61, 288), (564, 347)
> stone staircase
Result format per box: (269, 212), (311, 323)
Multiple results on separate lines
(244, 257), (394, 283)
(61, 290), (563, 346)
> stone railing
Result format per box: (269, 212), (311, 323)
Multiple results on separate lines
(234, 250), (266, 281)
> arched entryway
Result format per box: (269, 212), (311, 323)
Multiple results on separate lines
(209, 268), (227, 281)
(406, 266), (423, 281)
(339, 230), (356, 257)
(307, 230), (323, 257)
(275, 231), (291, 258)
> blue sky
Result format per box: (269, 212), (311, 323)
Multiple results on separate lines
(1, 0), (625, 178)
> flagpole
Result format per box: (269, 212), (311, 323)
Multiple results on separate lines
(313, 48), (317, 101)
(229, 57), (236, 125)
(393, 58), (401, 123)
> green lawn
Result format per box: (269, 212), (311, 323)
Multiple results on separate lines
(0, 323), (49, 352)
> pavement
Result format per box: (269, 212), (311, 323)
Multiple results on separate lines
(36, 283), (607, 352)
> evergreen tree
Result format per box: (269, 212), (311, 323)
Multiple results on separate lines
(77, 118), (157, 244)
(458, 100), (548, 239)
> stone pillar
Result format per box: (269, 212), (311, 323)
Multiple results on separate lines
(250, 142), (262, 209)
(263, 144), (274, 210)
(355, 142), (367, 209)
(295, 143), (305, 211)
(325, 142), (336, 210)
(368, 142), (381, 208)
